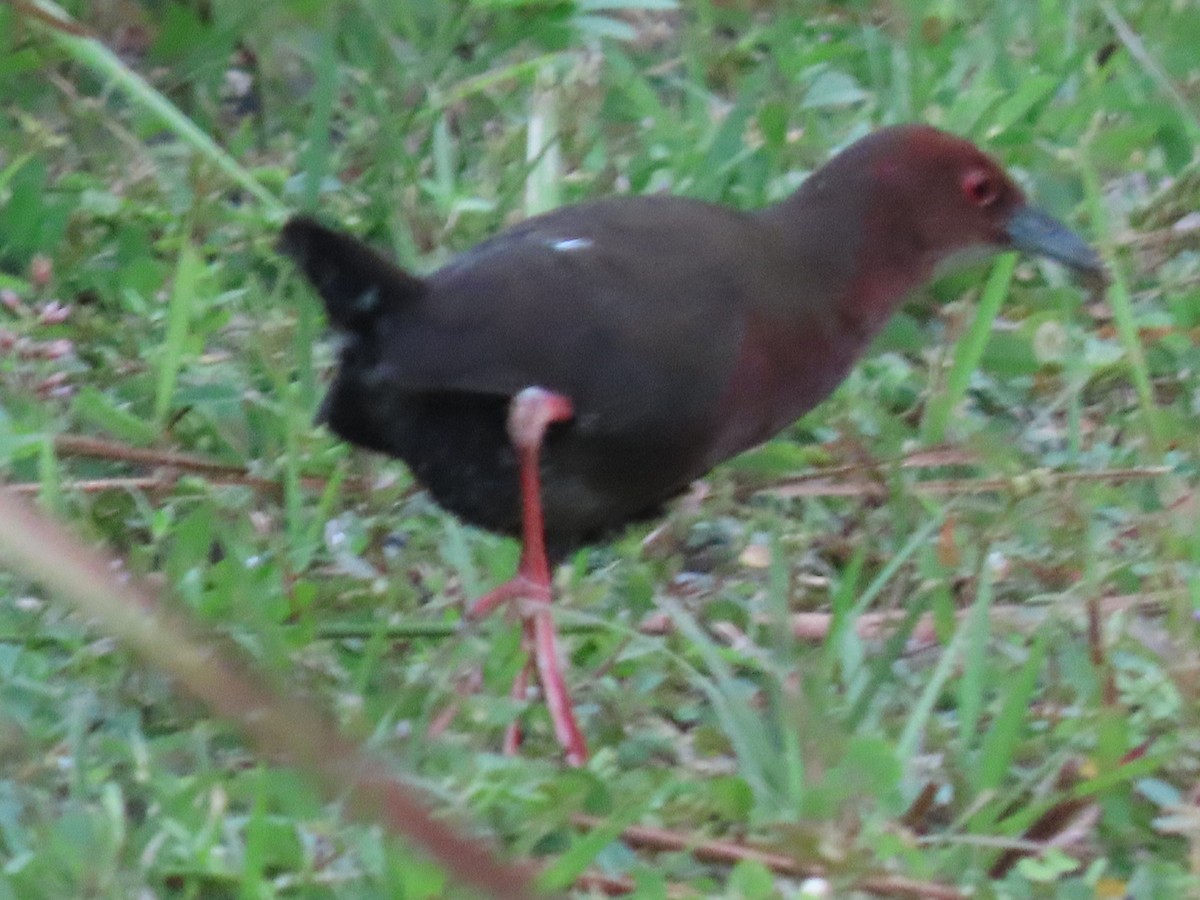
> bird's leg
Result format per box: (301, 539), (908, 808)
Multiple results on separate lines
(466, 387), (588, 766)
(502, 655), (534, 757)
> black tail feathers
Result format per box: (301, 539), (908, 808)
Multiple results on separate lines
(278, 216), (425, 332)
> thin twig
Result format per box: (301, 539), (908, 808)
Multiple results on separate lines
(46, 433), (372, 495)
(11, 0), (92, 36)
(50, 434), (1166, 505)
(1099, 0), (1200, 137)
(762, 466), (1171, 500)
(733, 445), (976, 500)
(6, 472), (350, 496)
(54, 433), (261, 475)
(787, 590), (1174, 647)
(570, 814), (966, 900)
(572, 872), (638, 897)
(6, 477), (168, 495)
(571, 871), (693, 898)
(571, 869), (710, 898)
(291, 591), (1179, 644)
(767, 445), (979, 484)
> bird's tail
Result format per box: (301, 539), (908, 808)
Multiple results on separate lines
(278, 216), (426, 332)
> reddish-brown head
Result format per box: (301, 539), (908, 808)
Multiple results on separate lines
(846, 125), (1104, 277)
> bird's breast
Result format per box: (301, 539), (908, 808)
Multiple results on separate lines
(704, 314), (868, 468)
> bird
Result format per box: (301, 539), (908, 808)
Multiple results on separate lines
(279, 124), (1105, 767)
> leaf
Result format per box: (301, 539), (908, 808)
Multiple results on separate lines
(984, 73), (1061, 136)
(71, 388), (158, 445)
(802, 68), (869, 109)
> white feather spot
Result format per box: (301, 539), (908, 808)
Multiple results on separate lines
(550, 237), (592, 252)
(353, 285), (380, 314)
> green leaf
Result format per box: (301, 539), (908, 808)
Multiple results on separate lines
(985, 73), (1061, 135)
(802, 68), (869, 109)
(71, 388), (158, 445)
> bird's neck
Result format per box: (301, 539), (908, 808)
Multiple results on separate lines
(759, 177), (935, 336)
(703, 184), (935, 465)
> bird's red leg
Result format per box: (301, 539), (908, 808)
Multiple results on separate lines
(466, 387), (588, 766)
(502, 654), (533, 756)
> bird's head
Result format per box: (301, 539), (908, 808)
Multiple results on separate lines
(860, 125), (1106, 282)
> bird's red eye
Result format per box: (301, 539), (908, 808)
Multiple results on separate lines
(962, 169), (1001, 207)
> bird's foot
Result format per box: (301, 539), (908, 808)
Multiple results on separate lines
(466, 574), (550, 620)
(529, 606), (588, 766)
(464, 575), (588, 767)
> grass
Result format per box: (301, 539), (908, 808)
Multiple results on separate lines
(2, 0), (1200, 896)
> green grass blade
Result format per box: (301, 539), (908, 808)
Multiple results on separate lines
(537, 788), (664, 891)
(974, 628), (1049, 793)
(154, 242), (202, 426)
(437, 53), (567, 108)
(298, 30), (338, 212)
(1078, 144), (1163, 451)
(1098, 0), (1200, 140)
(922, 253), (1016, 444)
(996, 751), (1164, 838)
(37, 434), (62, 515)
(956, 559), (996, 747)
(845, 589), (933, 731)
(524, 64), (562, 217)
(845, 510), (946, 621)
(27, 1), (284, 216)
(663, 598), (781, 813)
(766, 530), (806, 807)
(826, 542), (867, 689)
(896, 608), (969, 765)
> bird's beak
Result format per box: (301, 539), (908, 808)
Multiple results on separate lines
(1004, 205), (1107, 282)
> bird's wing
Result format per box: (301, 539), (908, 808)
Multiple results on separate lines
(368, 196), (766, 435)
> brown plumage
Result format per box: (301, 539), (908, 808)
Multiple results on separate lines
(280, 124), (1104, 765)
